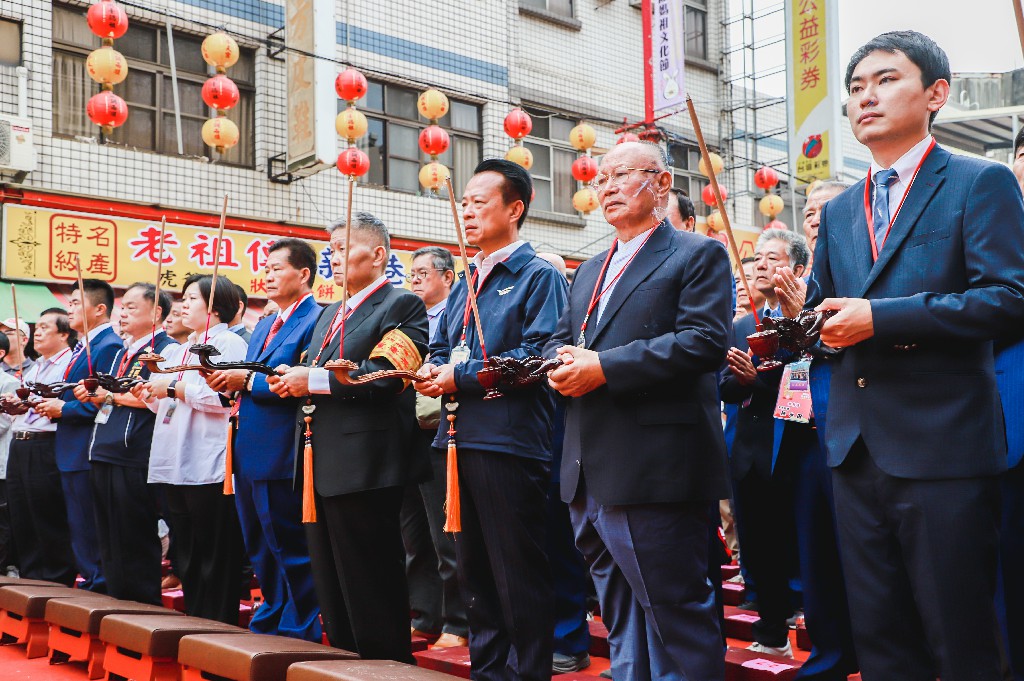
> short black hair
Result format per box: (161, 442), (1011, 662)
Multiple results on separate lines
(1016, 127), (1024, 154)
(740, 256), (756, 265)
(234, 284), (248, 313)
(845, 31), (950, 126)
(268, 238), (318, 287)
(474, 158), (533, 228)
(670, 188), (695, 220)
(182, 274), (241, 326)
(126, 282), (173, 323)
(72, 279), (114, 318)
(40, 307), (77, 349)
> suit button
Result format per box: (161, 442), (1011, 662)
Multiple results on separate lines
(576, 460), (581, 466)
(856, 377), (867, 388)
(752, 416), (760, 422)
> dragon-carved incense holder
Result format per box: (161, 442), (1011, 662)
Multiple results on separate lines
(746, 309), (838, 372)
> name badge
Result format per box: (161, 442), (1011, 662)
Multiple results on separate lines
(161, 402), (177, 425)
(449, 343), (471, 366)
(774, 359), (813, 424)
(95, 403), (113, 425)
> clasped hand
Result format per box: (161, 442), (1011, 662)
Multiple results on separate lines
(547, 346), (606, 398)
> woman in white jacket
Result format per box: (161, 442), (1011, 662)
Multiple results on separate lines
(137, 274), (248, 625)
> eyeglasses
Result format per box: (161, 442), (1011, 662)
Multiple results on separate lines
(404, 267), (448, 283)
(590, 166), (660, 192)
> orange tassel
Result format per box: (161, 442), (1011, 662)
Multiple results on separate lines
(302, 415), (317, 523)
(223, 417), (235, 495)
(443, 412), (461, 533)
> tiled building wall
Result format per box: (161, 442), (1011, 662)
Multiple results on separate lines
(0, 0), (736, 261)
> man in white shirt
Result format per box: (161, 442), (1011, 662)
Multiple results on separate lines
(0, 318), (33, 380)
(0, 333), (21, 575)
(2, 308), (76, 584)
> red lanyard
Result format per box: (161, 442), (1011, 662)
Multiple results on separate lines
(313, 279), (388, 366)
(864, 139), (936, 261)
(457, 257), (511, 361)
(577, 229), (656, 346)
(45, 348), (71, 382)
(116, 346), (137, 378)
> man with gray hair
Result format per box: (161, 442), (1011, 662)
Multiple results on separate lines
(802, 182), (851, 265)
(270, 210), (429, 662)
(721, 228), (810, 658)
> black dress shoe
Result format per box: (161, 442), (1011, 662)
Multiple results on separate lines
(552, 652), (591, 674)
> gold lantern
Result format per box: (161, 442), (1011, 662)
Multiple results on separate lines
(202, 117), (240, 153)
(419, 161), (451, 190)
(572, 187), (599, 214)
(335, 107), (368, 142)
(759, 194), (784, 218)
(568, 123), (597, 151)
(417, 89), (450, 121)
(697, 152), (724, 178)
(201, 32), (240, 71)
(86, 46), (128, 85)
(505, 145), (534, 170)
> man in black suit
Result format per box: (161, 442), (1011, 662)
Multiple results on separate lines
(271, 211), (429, 663)
(546, 142), (732, 681)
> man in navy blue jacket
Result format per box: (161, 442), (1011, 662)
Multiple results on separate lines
(35, 279), (123, 593)
(806, 31), (1024, 681)
(416, 159), (567, 681)
(546, 142), (731, 681)
(207, 238), (322, 642)
(77, 282), (176, 604)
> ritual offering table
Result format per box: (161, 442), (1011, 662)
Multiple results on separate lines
(99, 613), (245, 681)
(178, 632), (357, 681)
(44, 597), (182, 678)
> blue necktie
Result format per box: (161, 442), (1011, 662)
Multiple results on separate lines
(872, 168), (899, 252)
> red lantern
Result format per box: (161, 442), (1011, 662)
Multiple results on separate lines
(337, 147), (370, 177)
(754, 166), (780, 190)
(571, 156), (598, 183)
(201, 75), (240, 111)
(87, 0), (129, 40)
(701, 184), (728, 207)
(765, 219), (788, 231)
(616, 132), (641, 144)
(86, 90), (128, 128)
(503, 108), (532, 140)
(335, 68), (368, 103)
(418, 125), (450, 157)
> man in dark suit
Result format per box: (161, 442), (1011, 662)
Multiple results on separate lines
(806, 31), (1024, 681)
(996, 127), (1024, 681)
(546, 141), (732, 681)
(271, 213), (428, 662)
(207, 238), (322, 642)
(415, 159), (567, 681)
(35, 279), (123, 593)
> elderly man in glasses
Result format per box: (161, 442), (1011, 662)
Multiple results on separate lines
(546, 141), (732, 681)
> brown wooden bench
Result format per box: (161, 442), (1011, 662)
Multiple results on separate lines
(44, 597), (183, 678)
(288, 659), (457, 681)
(99, 613), (246, 681)
(178, 632), (357, 681)
(0, 576), (65, 589)
(0, 585), (111, 658)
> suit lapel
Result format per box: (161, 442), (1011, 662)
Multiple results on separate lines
(588, 222), (675, 348)
(258, 295), (316, 362)
(859, 147), (949, 296)
(320, 285), (389, 361)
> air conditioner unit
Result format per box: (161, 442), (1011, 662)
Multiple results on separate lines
(0, 115), (37, 174)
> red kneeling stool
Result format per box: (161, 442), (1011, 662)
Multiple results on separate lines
(290, 659), (458, 681)
(100, 613), (246, 681)
(0, 585), (111, 659)
(177, 633), (357, 681)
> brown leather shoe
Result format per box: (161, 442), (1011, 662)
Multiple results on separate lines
(432, 632), (468, 648)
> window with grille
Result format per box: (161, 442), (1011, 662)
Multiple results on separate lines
(51, 4), (255, 167)
(669, 141), (709, 217)
(523, 109), (577, 216)
(350, 79), (482, 198)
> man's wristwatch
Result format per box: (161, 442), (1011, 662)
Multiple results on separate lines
(167, 380), (178, 399)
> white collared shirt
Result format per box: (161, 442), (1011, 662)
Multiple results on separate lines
(426, 298), (447, 342)
(308, 275), (389, 394)
(84, 322), (113, 343)
(870, 135), (934, 216)
(277, 292), (314, 323)
(146, 323), (248, 485)
(596, 227), (657, 324)
(13, 347), (74, 434)
(472, 240), (526, 283)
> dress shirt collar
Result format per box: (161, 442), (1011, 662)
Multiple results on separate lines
(870, 135), (933, 179)
(472, 240), (527, 279)
(426, 298), (447, 319)
(84, 322), (112, 342)
(614, 226), (657, 259)
(124, 331), (164, 355)
(190, 322), (229, 344)
(345, 275), (388, 313)
(278, 292), (313, 322)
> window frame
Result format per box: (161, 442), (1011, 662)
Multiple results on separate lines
(669, 141), (709, 217)
(522, 107), (581, 218)
(0, 17), (22, 67)
(50, 4), (256, 168)
(683, 4), (708, 61)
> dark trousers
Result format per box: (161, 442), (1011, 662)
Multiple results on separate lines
(90, 461), (162, 604)
(545, 479), (590, 657)
(234, 474), (322, 642)
(833, 441), (1004, 681)
(0, 479), (16, 571)
(61, 469), (105, 593)
(455, 448), (553, 681)
(731, 467), (797, 647)
(306, 486), (412, 663)
(161, 483), (245, 625)
(6, 437), (75, 585)
(998, 461), (1024, 681)
(571, 480), (724, 681)
(401, 435), (468, 638)
(780, 427), (857, 680)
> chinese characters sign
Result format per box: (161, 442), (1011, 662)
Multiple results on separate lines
(285, 0), (337, 176)
(785, 0), (842, 184)
(651, 0), (686, 113)
(1, 205), (418, 304)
